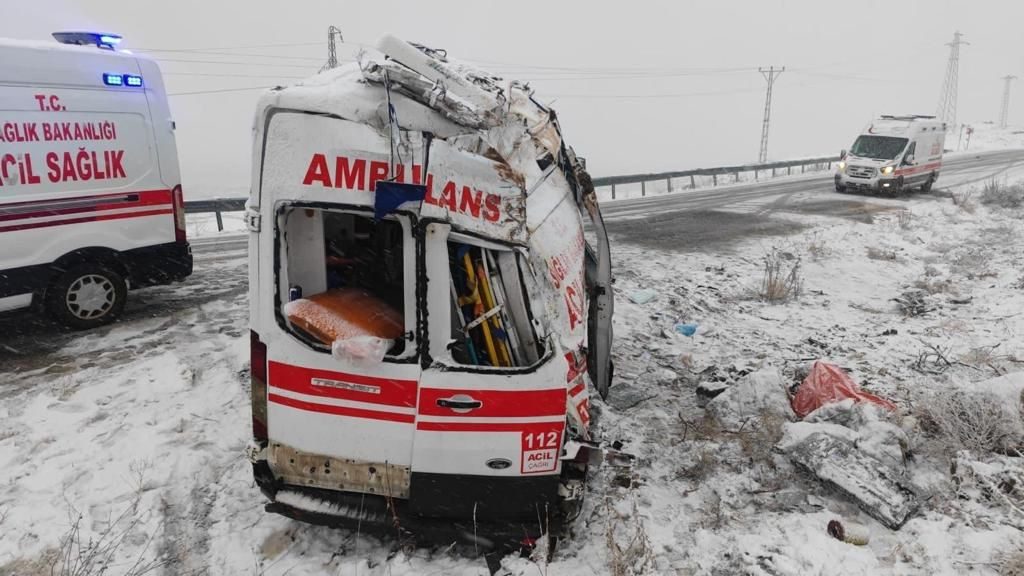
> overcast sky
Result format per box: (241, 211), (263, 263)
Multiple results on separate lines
(4, 0), (1022, 198)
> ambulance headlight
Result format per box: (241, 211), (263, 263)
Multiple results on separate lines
(837, 161), (846, 172)
(880, 166), (895, 176)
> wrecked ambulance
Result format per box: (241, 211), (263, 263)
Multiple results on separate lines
(245, 36), (615, 548)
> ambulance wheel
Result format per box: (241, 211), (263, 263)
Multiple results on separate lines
(835, 183), (847, 193)
(47, 264), (128, 329)
(921, 174), (935, 193)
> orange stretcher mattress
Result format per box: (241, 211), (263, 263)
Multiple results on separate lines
(286, 288), (404, 345)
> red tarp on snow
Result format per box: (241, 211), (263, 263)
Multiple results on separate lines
(791, 361), (897, 418)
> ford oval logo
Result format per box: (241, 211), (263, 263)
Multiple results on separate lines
(486, 458), (512, 470)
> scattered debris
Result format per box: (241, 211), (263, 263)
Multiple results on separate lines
(628, 289), (659, 305)
(779, 421), (920, 529)
(949, 295), (973, 305)
(893, 289), (933, 316)
(880, 328), (898, 336)
(827, 519), (870, 546)
(674, 323), (698, 337)
(706, 367), (795, 430)
(695, 380), (731, 405)
(791, 361), (896, 419)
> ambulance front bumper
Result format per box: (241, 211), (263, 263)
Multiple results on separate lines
(836, 173), (897, 192)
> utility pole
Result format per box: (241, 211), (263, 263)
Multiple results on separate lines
(1000, 75), (1017, 128)
(320, 26), (344, 72)
(758, 66), (784, 164)
(936, 31), (968, 128)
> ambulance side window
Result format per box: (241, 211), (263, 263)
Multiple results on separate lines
(448, 240), (542, 368)
(277, 206), (410, 359)
(904, 142), (916, 163)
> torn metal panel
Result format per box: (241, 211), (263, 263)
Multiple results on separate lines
(781, 430), (920, 529)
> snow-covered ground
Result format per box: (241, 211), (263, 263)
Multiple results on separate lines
(2, 158), (1024, 575)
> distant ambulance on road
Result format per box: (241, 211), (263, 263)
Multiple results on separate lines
(835, 115), (946, 195)
(0, 32), (192, 328)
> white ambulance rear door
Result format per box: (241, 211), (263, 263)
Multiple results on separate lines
(255, 109), (423, 475)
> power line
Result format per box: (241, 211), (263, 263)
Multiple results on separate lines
(138, 41), (322, 53)
(168, 86), (275, 97)
(758, 66), (784, 163)
(154, 57), (326, 69)
(164, 71), (308, 79)
(1000, 75), (1017, 128)
(936, 31), (968, 127)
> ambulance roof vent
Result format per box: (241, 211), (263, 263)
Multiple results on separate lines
(52, 31), (123, 50)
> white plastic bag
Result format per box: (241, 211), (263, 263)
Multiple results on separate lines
(331, 336), (393, 366)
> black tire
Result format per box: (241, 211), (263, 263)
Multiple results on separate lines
(835, 183), (847, 193)
(46, 263), (128, 329)
(921, 173), (935, 193)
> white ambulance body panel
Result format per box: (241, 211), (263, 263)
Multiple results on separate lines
(0, 36), (191, 325)
(835, 115), (946, 194)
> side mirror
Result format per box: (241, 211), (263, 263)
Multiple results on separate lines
(840, 149), (847, 160)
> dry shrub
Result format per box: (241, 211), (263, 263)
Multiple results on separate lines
(913, 275), (954, 295)
(605, 499), (655, 576)
(866, 245), (897, 261)
(897, 209), (913, 229)
(760, 248), (803, 303)
(980, 179), (1024, 209)
(805, 232), (831, 260)
(0, 548), (61, 576)
(916, 388), (1023, 454)
(952, 189), (977, 213)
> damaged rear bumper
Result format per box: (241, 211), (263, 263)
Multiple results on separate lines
(256, 459), (561, 549)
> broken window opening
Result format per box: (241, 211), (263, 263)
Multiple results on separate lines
(448, 239), (542, 368)
(278, 206), (410, 360)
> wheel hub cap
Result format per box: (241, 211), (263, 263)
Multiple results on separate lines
(66, 274), (115, 319)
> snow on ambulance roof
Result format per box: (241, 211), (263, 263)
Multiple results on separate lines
(255, 62), (468, 139)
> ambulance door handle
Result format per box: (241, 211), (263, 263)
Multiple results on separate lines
(436, 396), (482, 411)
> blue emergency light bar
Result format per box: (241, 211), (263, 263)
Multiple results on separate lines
(102, 73), (144, 88)
(53, 31), (123, 50)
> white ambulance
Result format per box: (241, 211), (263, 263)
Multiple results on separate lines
(835, 115), (946, 195)
(0, 32), (191, 328)
(247, 36), (617, 552)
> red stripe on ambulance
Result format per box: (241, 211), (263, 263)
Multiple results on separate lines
(0, 208), (172, 233)
(268, 393), (415, 423)
(418, 387), (565, 418)
(0, 189), (172, 222)
(268, 361), (418, 408)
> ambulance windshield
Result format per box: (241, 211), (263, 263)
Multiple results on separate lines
(850, 135), (909, 160)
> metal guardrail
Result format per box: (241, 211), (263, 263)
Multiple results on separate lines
(184, 155), (840, 230)
(591, 155), (840, 198)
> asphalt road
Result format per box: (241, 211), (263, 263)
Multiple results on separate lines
(600, 149), (1024, 251)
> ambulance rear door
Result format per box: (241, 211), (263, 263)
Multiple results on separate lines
(412, 222), (567, 522)
(256, 110), (423, 499)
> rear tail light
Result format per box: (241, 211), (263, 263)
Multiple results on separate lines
(251, 330), (268, 442)
(171, 185), (187, 243)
